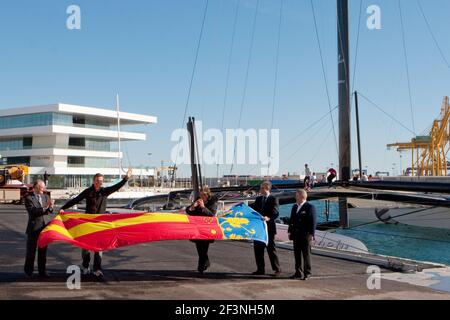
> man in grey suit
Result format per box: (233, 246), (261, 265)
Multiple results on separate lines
(24, 179), (54, 278)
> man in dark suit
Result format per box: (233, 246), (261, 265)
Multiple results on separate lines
(288, 189), (317, 280)
(24, 179), (54, 278)
(249, 181), (281, 276)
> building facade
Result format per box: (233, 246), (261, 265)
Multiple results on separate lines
(0, 103), (157, 188)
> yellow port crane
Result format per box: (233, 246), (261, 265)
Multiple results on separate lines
(387, 96), (450, 176)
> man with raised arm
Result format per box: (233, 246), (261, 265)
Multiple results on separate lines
(59, 168), (132, 278)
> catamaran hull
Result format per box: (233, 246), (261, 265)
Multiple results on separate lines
(347, 199), (450, 230)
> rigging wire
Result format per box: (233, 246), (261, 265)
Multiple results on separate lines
(217, 0), (241, 179)
(398, 0), (417, 136)
(244, 106), (338, 177)
(230, 0), (260, 175)
(283, 113), (334, 166)
(357, 91), (416, 135)
(309, 119), (338, 164)
(173, 0), (210, 171)
(351, 0), (364, 94)
(310, 0), (338, 157)
(267, 0), (284, 175)
(281, 105), (338, 151)
(416, 0), (450, 69)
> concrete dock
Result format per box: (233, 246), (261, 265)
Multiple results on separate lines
(1, 205), (449, 300)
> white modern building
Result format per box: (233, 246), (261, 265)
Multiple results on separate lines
(0, 103), (157, 188)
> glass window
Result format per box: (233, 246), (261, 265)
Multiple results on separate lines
(23, 137), (33, 148)
(2, 156), (30, 165)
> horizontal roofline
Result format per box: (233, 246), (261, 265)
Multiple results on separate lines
(0, 103), (157, 125)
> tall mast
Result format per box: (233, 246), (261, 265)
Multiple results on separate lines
(187, 117), (200, 200)
(337, 0), (351, 183)
(116, 94), (122, 178)
(337, 0), (351, 228)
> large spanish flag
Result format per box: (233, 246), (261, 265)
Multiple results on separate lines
(37, 203), (268, 251)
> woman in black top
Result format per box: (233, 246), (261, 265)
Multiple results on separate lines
(186, 186), (218, 275)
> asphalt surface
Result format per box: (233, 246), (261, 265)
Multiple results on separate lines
(1, 204), (449, 300)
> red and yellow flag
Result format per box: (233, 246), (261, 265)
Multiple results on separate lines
(37, 203), (268, 251)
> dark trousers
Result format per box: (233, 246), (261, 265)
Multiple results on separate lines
(24, 232), (47, 276)
(254, 233), (280, 272)
(195, 241), (211, 271)
(327, 174), (336, 187)
(82, 250), (103, 271)
(293, 237), (312, 276)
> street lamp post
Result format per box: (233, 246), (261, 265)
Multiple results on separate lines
(147, 153), (152, 188)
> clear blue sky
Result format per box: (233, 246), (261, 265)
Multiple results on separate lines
(0, 0), (449, 177)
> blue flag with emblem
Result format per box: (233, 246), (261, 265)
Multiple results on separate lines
(217, 203), (268, 245)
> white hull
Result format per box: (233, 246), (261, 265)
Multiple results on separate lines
(275, 223), (368, 253)
(347, 198), (450, 230)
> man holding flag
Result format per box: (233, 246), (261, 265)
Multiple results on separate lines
(249, 181), (281, 276)
(59, 168), (133, 278)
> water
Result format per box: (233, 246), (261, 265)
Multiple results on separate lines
(280, 202), (450, 266)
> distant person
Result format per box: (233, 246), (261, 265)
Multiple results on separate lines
(368, 175), (373, 181)
(249, 181), (281, 276)
(352, 175), (359, 182)
(310, 173), (317, 189)
(186, 186), (218, 275)
(327, 168), (337, 188)
(320, 174), (326, 183)
(288, 189), (317, 280)
(303, 164), (311, 190)
(43, 171), (50, 186)
(362, 173), (368, 182)
(24, 180), (54, 278)
(59, 168), (133, 278)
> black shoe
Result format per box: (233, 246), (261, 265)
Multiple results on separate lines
(273, 270), (282, 277)
(24, 273), (33, 279)
(302, 274), (311, 281)
(252, 270), (265, 276)
(38, 272), (50, 279)
(290, 273), (302, 279)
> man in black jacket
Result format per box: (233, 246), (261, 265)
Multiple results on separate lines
(59, 168), (132, 277)
(288, 189), (317, 280)
(249, 181), (281, 276)
(24, 179), (54, 278)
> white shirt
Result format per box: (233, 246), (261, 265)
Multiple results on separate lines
(305, 167), (311, 176)
(296, 200), (307, 213)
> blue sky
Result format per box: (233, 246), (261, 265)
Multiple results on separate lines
(0, 0), (449, 177)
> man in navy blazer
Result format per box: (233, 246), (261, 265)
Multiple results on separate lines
(249, 181), (281, 276)
(288, 189), (317, 280)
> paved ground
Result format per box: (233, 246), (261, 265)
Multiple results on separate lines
(1, 204), (450, 300)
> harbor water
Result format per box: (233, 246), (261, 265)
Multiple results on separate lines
(279, 201), (450, 266)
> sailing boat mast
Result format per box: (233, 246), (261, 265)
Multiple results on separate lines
(187, 117), (201, 199)
(337, 0), (351, 228)
(116, 94), (122, 178)
(337, 0), (351, 183)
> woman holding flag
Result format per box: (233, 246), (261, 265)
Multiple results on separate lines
(186, 186), (218, 275)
